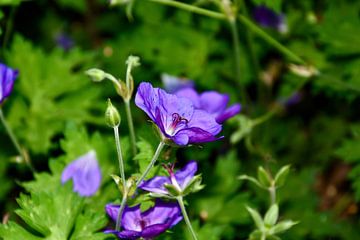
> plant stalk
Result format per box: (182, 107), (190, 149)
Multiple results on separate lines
(0, 108), (34, 173)
(136, 141), (165, 186)
(177, 196), (198, 240)
(114, 126), (126, 189)
(125, 100), (137, 156)
(115, 193), (128, 231)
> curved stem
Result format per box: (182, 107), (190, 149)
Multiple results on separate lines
(177, 196), (198, 240)
(115, 193), (128, 231)
(0, 108), (35, 173)
(136, 141), (165, 187)
(114, 126), (126, 189)
(105, 73), (122, 90)
(125, 100), (137, 156)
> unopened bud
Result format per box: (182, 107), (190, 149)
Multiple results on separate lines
(126, 55), (141, 68)
(105, 99), (121, 127)
(85, 68), (106, 82)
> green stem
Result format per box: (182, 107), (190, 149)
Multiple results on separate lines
(148, 0), (226, 19)
(114, 126), (126, 189)
(115, 193), (128, 231)
(0, 108), (35, 173)
(269, 185), (276, 205)
(238, 15), (305, 64)
(229, 18), (248, 105)
(261, 233), (266, 240)
(135, 141), (165, 186)
(125, 100), (137, 156)
(104, 73), (122, 90)
(177, 196), (198, 240)
(252, 107), (279, 126)
(1, 6), (16, 56)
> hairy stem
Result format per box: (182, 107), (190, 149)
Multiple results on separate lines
(136, 141), (165, 186)
(0, 108), (34, 173)
(177, 196), (198, 240)
(125, 100), (137, 156)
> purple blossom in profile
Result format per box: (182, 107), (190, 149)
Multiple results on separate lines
(55, 33), (74, 51)
(278, 92), (302, 107)
(0, 63), (18, 105)
(175, 88), (241, 124)
(61, 150), (101, 197)
(161, 73), (194, 93)
(135, 82), (222, 146)
(105, 200), (183, 239)
(253, 5), (287, 33)
(139, 161), (198, 195)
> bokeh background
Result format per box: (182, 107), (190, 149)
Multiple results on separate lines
(1, 0), (360, 239)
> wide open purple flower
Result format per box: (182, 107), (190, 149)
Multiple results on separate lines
(161, 73), (194, 93)
(135, 82), (222, 146)
(139, 161), (198, 196)
(174, 88), (241, 124)
(0, 63), (18, 105)
(61, 150), (101, 197)
(105, 200), (182, 239)
(253, 5), (287, 33)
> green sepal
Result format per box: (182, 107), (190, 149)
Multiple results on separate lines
(182, 174), (204, 196)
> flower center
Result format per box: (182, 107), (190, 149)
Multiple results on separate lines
(136, 218), (149, 230)
(168, 113), (188, 135)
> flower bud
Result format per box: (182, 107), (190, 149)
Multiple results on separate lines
(85, 68), (106, 82)
(105, 99), (121, 127)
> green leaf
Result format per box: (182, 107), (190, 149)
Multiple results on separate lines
(246, 206), (264, 230)
(257, 166), (272, 188)
(270, 220), (298, 234)
(274, 165), (290, 188)
(264, 204), (279, 227)
(5, 35), (103, 153)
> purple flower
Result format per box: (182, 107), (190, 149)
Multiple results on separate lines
(61, 150), (101, 197)
(0, 63), (18, 105)
(174, 88), (241, 124)
(135, 82), (222, 146)
(55, 33), (74, 51)
(105, 200), (183, 239)
(161, 73), (194, 93)
(253, 5), (287, 33)
(139, 161), (198, 196)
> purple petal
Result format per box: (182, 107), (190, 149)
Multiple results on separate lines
(161, 73), (194, 93)
(174, 88), (201, 108)
(199, 91), (229, 116)
(138, 176), (171, 195)
(105, 204), (120, 222)
(175, 127), (222, 144)
(61, 150), (101, 197)
(175, 161), (198, 189)
(187, 110), (222, 136)
(141, 224), (172, 238)
(253, 5), (285, 31)
(122, 205), (143, 231)
(0, 63), (18, 104)
(135, 82), (160, 122)
(215, 103), (241, 123)
(142, 200), (182, 227)
(117, 230), (142, 239)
